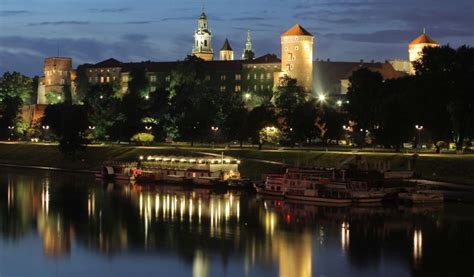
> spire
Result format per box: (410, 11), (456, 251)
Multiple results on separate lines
(242, 30), (255, 60)
(423, 27), (426, 34)
(221, 38), (233, 51)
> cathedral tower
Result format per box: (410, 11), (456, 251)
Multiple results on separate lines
(192, 12), (214, 61)
(242, 30), (255, 60)
(220, 39), (234, 61)
(408, 29), (439, 74)
(281, 24), (314, 92)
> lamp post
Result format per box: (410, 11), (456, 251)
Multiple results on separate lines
(211, 126), (219, 149)
(145, 125), (153, 133)
(7, 126), (14, 140)
(415, 125), (423, 152)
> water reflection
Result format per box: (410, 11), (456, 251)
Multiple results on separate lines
(0, 170), (473, 276)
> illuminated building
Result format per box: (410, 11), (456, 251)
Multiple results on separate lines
(37, 57), (75, 104)
(192, 12), (214, 61)
(219, 38), (234, 61)
(408, 30), (440, 74)
(280, 24), (314, 92)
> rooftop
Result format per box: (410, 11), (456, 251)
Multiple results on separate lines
(220, 39), (233, 51)
(409, 33), (439, 46)
(282, 24), (313, 37)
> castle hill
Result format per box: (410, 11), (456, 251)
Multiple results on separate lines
(0, 1), (473, 276)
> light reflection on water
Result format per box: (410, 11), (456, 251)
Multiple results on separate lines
(0, 170), (473, 277)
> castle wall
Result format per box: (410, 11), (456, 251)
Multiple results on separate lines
(281, 35), (313, 92)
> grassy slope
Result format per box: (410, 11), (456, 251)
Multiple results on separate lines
(0, 143), (473, 184)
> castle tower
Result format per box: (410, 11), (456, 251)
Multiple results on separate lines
(38, 57), (73, 104)
(408, 29), (439, 74)
(220, 39), (234, 61)
(242, 30), (255, 60)
(192, 12), (214, 61)
(281, 24), (314, 92)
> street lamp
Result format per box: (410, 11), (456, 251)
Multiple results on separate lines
(42, 125), (50, 130)
(415, 125), (424, 151)
(244, 93), (251, 101)
(88, 125), (96, 130)
(145, 126), (153, 133)
(211, 126), (219, 148)
(317, 93), (327, 103)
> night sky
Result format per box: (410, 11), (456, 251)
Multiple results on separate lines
(0, 0), (473, 76)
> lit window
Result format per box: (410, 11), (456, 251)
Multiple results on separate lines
(254, 84), (257, 91)
(235, 85), (241, 92)
(150, 75), (157, 82)
(235, 74), (241, 80)
(106, 76), (110, 83)
(220, 86), (226, 92)
(122, 75), (128, 82)
(150, 86), (156, 92)
(221, 75), (226, 81)
(254, 74), (257, 80)
(266, 73), (271, 79)
(100, 76), (104, 83)
(247, 74), (250, 80)
(165, 75), (171, 82)
(260, 74), (264, 80)
(267, 85), (271, 89)
(261, 85), (264, 90)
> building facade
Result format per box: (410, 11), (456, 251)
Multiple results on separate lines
(408, 31), (439, 74)
(219, 39), (234, 61)
(192, 12), (214, 61)
(37, 57), (75, 104)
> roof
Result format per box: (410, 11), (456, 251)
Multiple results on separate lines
(313, 60), (407, 94)
(220, 39), (233, 51)
(409, 33), (438, 46)
(90, 58), (123, 68)
(200, 12), (207, 19)
(282, 24), (313, 37)
(243, 54), (281, 64)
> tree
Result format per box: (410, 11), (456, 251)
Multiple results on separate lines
(414, 45), (474, 151)
(42, 104), (89, 157)
(346, 68), (384, 135)
(0, 95), (22, 139)
(247, 105), (277, 149)
(223, 106), (249, 147)
(243, 49), (255, 60)
(74, 64), (92, 103)
(83, 84), (120, 140)
(0, 72), (33, 104)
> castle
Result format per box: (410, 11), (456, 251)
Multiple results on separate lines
(35, 11), (440, 107)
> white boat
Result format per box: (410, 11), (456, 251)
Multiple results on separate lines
(254, 174), (286, 197)
(398, 191), (444, 204)
(350, 190), (386, 204)
(285, 184), (353, 205)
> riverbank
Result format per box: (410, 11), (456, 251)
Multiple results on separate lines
(0, 142), (473, 184)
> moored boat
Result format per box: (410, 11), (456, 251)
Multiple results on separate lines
(398, 191), (444, 204)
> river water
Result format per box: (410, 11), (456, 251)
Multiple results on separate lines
(0, 168), (473, 277)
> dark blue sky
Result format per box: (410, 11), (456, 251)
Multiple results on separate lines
(1, 0), (473, 76)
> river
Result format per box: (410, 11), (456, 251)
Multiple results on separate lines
(0, 168), (473, 276)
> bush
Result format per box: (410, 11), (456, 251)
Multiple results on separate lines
(131, 133), (154, 144)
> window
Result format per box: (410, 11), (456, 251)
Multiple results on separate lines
(105, 76), (110, 82)
(261, 85), (264, 90)
(122, 75), (128, 82)
(150, 86), (156, 92)
(220, 86), (226, 92)
(100, 76), (104, 83)
(254, 84), (257, 91)
(254, 74), (257, 80)
(247, 74), (250, 80)
(267, 85), (271, 90)
(165, 75), (171, 82)
(235, 85), (241, 92)
(220, 75), (226, 81)
(266, 73), (271, 79)
(235, 74), (241, 81)
(150, 75), (157, 82)
(60, 79), (65, 85)
(260, 73), (264, 80)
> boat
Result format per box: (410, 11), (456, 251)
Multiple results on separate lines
(95, 161), (141, 183)
(285, 184), (353, 206)
(398, 191), (444, 204)
(253, 174), (286, 197)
